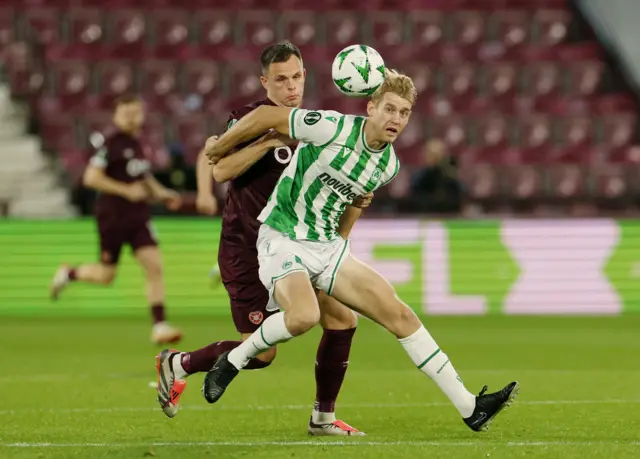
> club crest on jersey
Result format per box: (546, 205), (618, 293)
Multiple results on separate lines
(282, 260), (293, 269)
(248, 311), (264, 325)
(371, 167), (383, 183)
(303, 111), (322, 126)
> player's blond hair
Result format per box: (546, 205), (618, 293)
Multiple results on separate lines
(370, 69), (417, 106)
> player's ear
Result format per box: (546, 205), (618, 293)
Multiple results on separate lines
(366, 100), (376, 117)
(260, 75), (268, 91)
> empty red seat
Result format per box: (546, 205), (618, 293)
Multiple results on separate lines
(522, 62), (560, 98)
(324, 12), (362, 55)
(475, 113), (510, 150)
(279, 12), (323, 61)
(601, 114), (637, 148)
(67, 8), (104, 45)
(427, 115), (469, 154)
(20, 8), (59, 44)
(506, 165), (543, 199)
(48, 60), (91, 100)
(533, 9), (570, 46)
(547, 165), (588, 198)
(440, 64), (476, 101)
(193, 10), (236, 59)
(491, 10), (529, 48)
(172, 115), (209, 163)
(364, 12), (404, 51)
(593, 165), (628, 199)
(459, 164), (499, 199)
(106, 9), (146, 59)
(148, 9), (191, 59)
(139, 60), (178, 97)
(558, 116), (594, 147)
(226, 61), (264, 108)
(237, 10), (277, 55)
(94, 61), (135, 96)
(483, 62), (517, 101)
(565, 60), (604, 97)
(406, 11), (445, 50)
(452, 11), (485, 46)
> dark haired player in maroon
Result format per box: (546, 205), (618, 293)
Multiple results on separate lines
(156, 42), (369, 436)
(50, 95), (183, 345)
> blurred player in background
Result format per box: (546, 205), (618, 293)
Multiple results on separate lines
(50, 95), (183, 345)
(157, 41), (370, 436)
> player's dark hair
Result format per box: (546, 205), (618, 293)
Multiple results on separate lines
(260, 41), (303, 74)
(114, 94), (142, 108)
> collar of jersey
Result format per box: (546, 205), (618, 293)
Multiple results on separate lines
(361, 119), (388, 154)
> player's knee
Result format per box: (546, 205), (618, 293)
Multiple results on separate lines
(320, 304), (358, 330)
(287, 306), (321, 336)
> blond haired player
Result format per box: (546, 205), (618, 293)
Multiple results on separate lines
(203, 71), (519, 432)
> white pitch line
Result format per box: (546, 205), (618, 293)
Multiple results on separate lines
(1, 440), (639, 448)
(3, 369), (638, 383)
(1, 399), (639, 416)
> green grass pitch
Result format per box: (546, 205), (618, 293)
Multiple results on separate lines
(1, 315), (639, 459)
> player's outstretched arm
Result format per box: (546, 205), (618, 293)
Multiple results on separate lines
(83, 165), (147, 202)
(195, 147), (218, 215)
(212, 131), (288, 183)
(144, 174), (182, 210)
(205, 106), (292, 164)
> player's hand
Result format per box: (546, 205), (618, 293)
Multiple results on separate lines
(126, 182), (150, 202)
(196, 193), (218, 215)
(204, 135), (222, 165)
(352, 192), (374, 209)
(162, 189), (182, 211)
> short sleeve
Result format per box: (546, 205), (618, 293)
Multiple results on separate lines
(89, 135), (110, 168)
(289, 109), (343, 146)
(381, 154), (400, 187)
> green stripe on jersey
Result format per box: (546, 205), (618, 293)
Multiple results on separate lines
(330, 117), (362, 172)
(302, 177), (324, 241)
(363, 146), (391, 192)
(321, 192), (340, 240)
(263, 176), (296, 236)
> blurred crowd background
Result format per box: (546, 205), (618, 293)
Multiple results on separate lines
(1, 0), (639, 219)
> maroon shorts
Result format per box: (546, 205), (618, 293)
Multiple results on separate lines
(218, 237), (277, 334)
(97, 218), (158, 265)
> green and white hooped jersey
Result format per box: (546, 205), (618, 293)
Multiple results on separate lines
(257, 108), (400, 242)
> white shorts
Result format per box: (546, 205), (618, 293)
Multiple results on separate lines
(256, 224), (350, 311)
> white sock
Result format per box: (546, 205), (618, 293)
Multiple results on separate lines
(399, 326), (476, 418)
(171, 353), (188, 380)
(227, 312), (293, 370)
(311, 409), (336, 425)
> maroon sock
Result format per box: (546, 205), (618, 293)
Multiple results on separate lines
(314, 328), (356, 413)
(150, 303), (165, 324)
(68, 268), (77, 281)
(181, 340), (272, 374)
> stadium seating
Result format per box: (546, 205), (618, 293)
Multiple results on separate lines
(0, 0), (638, 208)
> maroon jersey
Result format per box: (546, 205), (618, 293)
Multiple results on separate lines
(221, 99), (295, 247)
(90, 130), (151, 225)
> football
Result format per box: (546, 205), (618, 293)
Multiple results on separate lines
(331, 44), (386, 97)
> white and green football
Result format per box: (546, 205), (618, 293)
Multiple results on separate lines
(331, 44), (386, 97)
